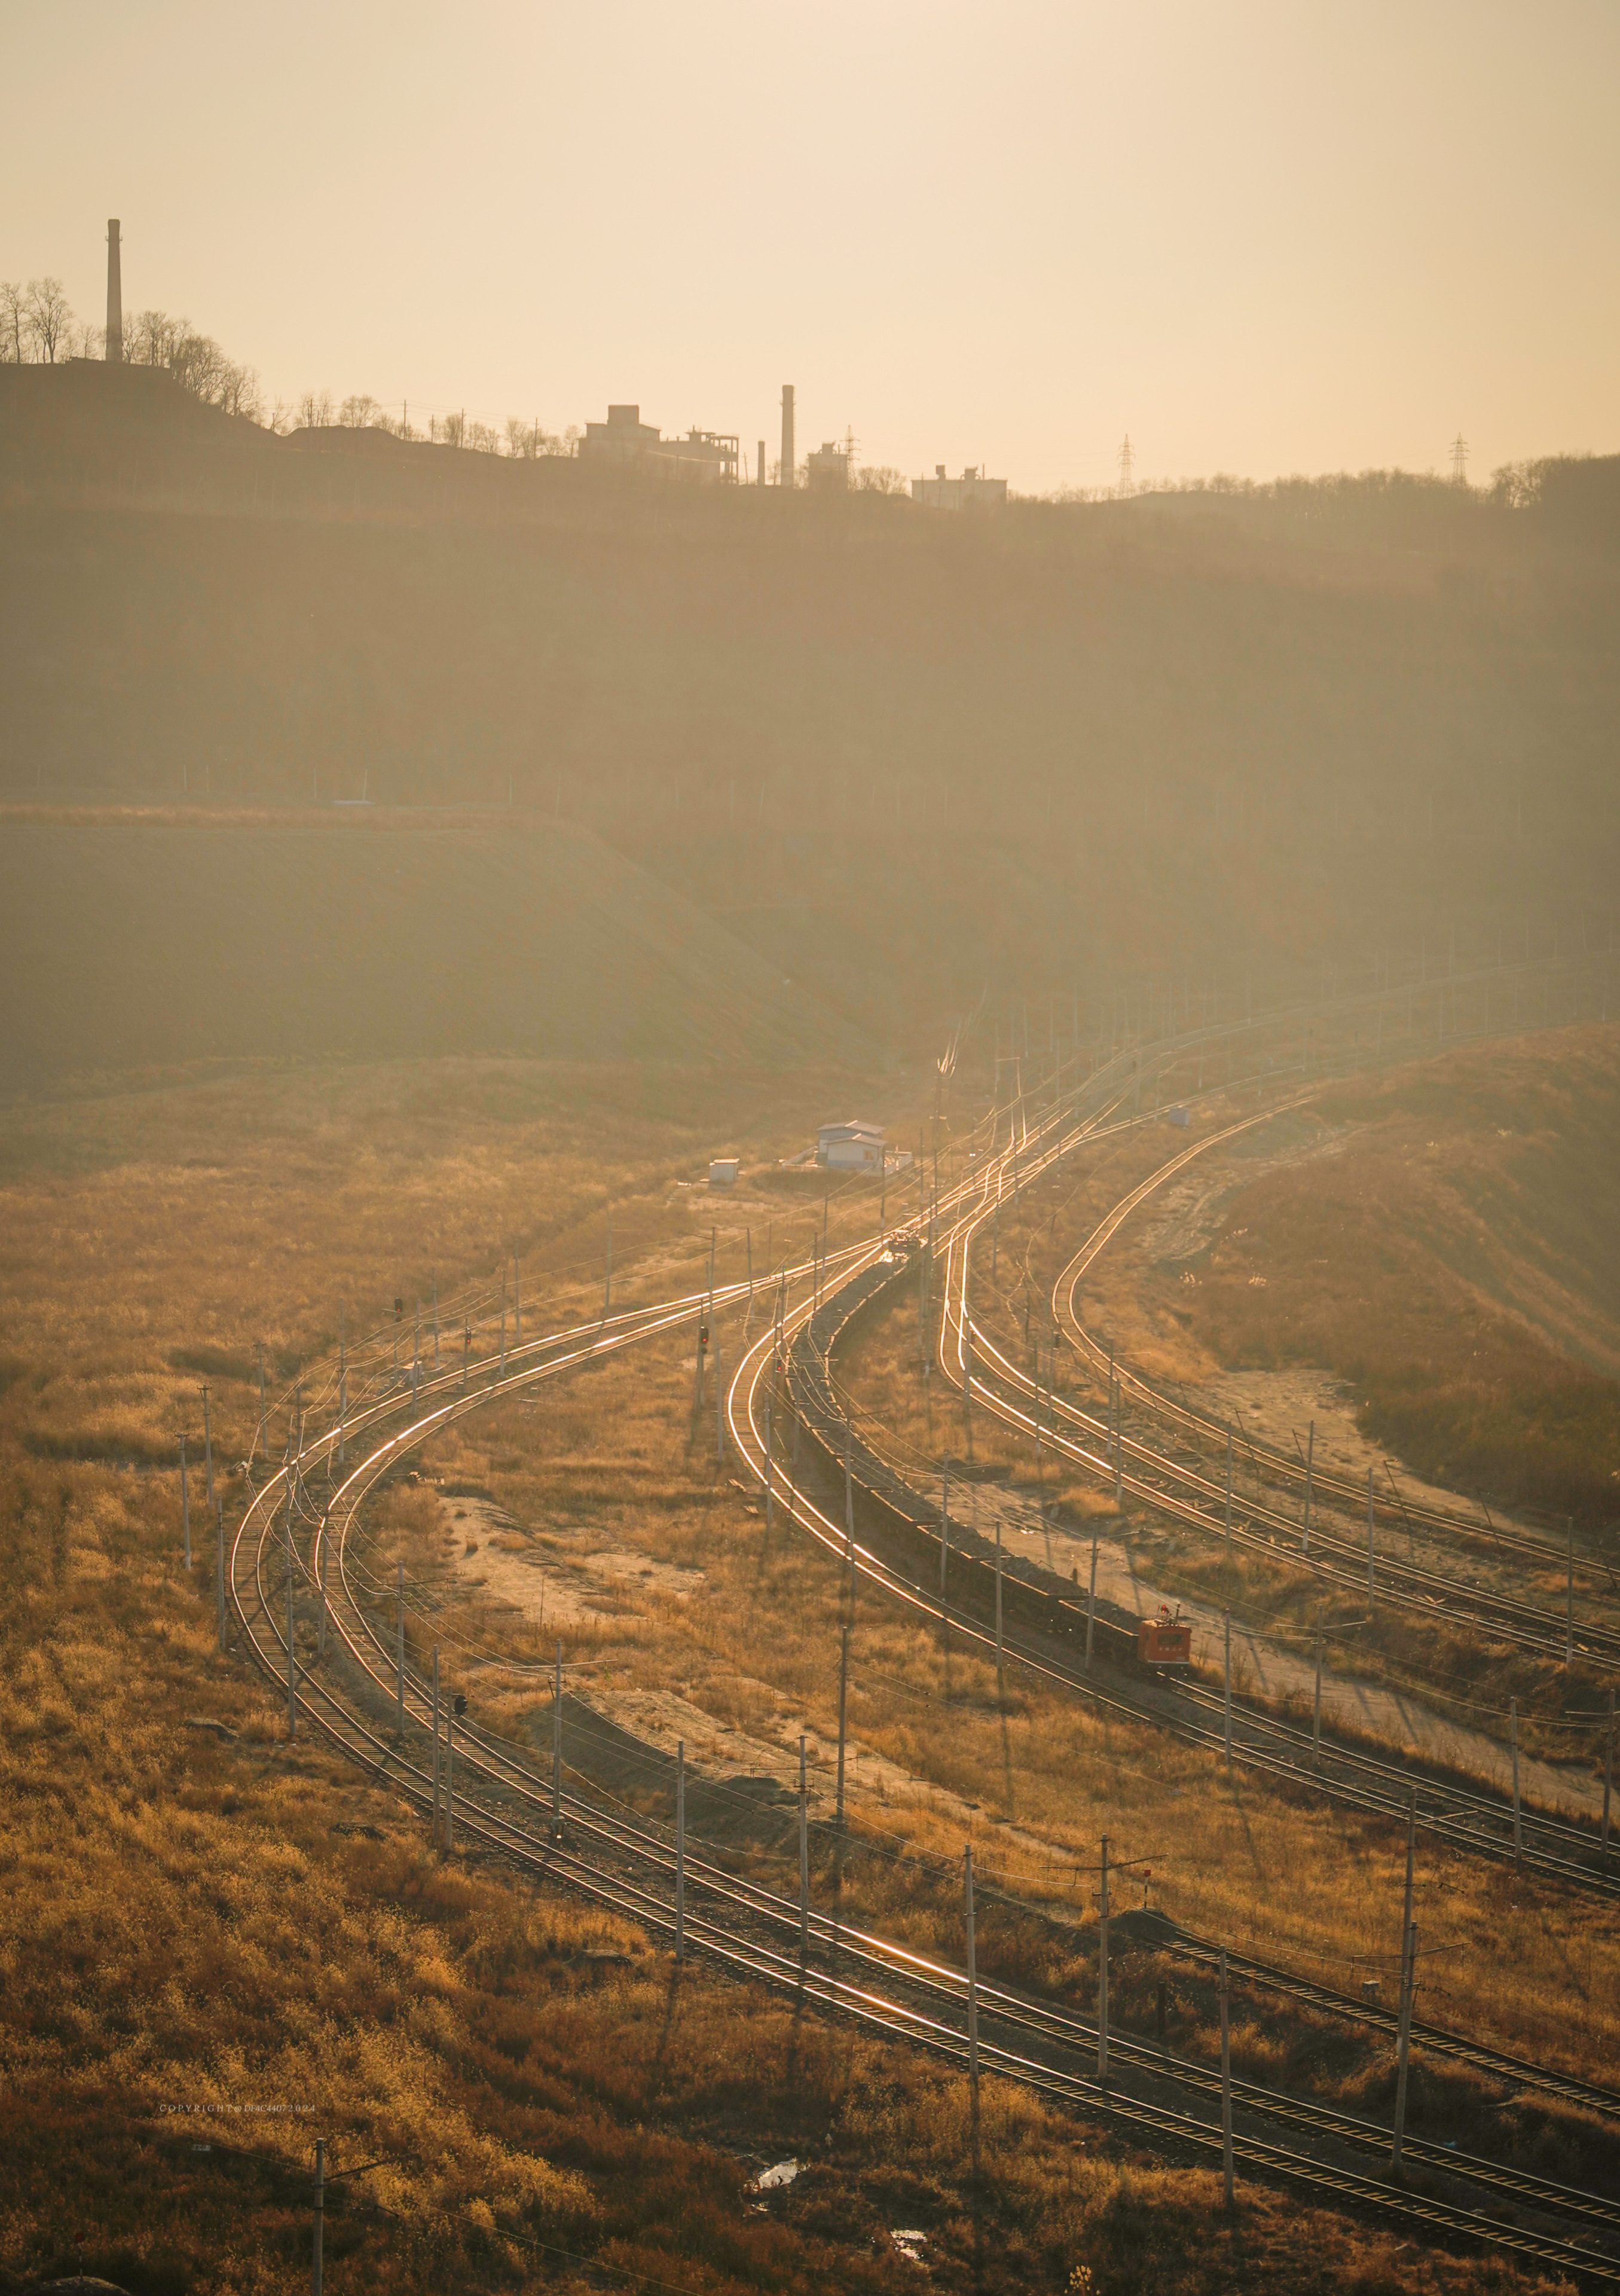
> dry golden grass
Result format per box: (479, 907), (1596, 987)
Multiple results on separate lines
(408, 1317), (1620, 2136)
(0, 1055), (1604, 2294)
(1099, 1027), (1620, 1528)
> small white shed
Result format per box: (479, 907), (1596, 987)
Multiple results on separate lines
(817, 1120), (884, 1171)
(708, 1158), (740, 1188)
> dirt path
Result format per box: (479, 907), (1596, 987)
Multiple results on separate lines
(442, 1493), (1065, 1869)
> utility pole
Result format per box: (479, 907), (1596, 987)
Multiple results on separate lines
(1312, 1629), (1322, 1767)
(675, 1740), (686, 1962)
(799, 1733), (810, 1962)
(842, 1423), (855, 1605)
(551, 1640), (563, 1839)
(1224, 1428), (1233, 1557)
(1222, 1610), (1233, 1768)
(1097, 1835), (1110, 2078)
(835, 1625), (849, 1830)
(1367, 1466), (1376, 1609)
(317, 1506), (329, 1661)
(763, 1393), (775, 1540)
(982, 1515), (995, 1699)
(1219, 1948), (1234, 2207)
(1085, 1525), (1098, 1669)
(714, 1336), (725, 1463)
(201, 1385), (215, 1514)
(1302, 1422), (1313, 1552)
(1392, 1917), (1418, 2175)
(964, 1844), (979, 2100)
(282, 1420), (298, 1740)
(311, 2137), (325, 2296)
(1392, 1793), (1419, 2179)
(432, 1648), (441, 1843)
(444, 1696), (454, 1854)
(180, 1435), (191, 1570)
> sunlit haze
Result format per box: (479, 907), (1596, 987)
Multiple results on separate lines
(5, 0), (1618, 489)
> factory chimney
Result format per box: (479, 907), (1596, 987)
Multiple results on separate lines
(780, 384), (794, 490)
(757, 439), (765, 487)
(105, 219), (123, 362)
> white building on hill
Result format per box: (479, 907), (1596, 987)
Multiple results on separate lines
(912, 464), (1007, 510)
(817, 1119), (884, 1170)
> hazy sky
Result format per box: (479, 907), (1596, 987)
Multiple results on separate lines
(5, 0), (1618, 493)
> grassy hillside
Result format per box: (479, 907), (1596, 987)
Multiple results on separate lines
(0, 813), (876, 1091)
(2, 365), (1619, 1045)
(1126, 1026), (1620, 1526)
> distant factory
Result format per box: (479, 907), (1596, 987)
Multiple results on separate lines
(807, 439), (850, 491)
(912, 465), (1007, 511)
(580, 405), (739, 483)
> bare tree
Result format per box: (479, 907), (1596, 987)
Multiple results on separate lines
(126, 309), (185, 368)
(854, 465), (909, 495)
(340, 393), (381, 428)
(298, 389), (335, 429)
(216, 361), (261, 421)
(0, 282), (24, 363)
(25, 277), (72, 362)
(506, 416), (566, 459)
(168, 329), (228, 400)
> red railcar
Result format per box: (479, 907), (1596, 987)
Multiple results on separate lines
(1136, 1605), (1193, 1668)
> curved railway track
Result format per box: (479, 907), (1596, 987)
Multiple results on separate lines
(230, 1269), (1620, 2285)
(212, 978), (1620, 2283)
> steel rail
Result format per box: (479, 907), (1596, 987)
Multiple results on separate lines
(919, 1145), (1618, 1883)
(231, 1274), (1620, 2280)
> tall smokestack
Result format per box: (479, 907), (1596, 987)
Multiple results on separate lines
(105, 219), (123, 363)
(757, 439), (765, 487)
(780, 384), (794, 490)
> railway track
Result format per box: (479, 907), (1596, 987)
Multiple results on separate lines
(209, 973), (1620, 2281)
(227, 1281), (1620, 2285)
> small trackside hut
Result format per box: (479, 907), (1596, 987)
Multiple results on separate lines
(817, 1119), (884, 1170)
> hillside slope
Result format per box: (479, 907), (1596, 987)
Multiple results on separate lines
(0, 814), (875, 1090)
(1131, 1027), (1620, 1524)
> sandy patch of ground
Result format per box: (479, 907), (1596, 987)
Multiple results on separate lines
(1189, 1366), (1552, 1562)
(443, 1492), (1058, 1862)
(444, 1494), (705, 1631)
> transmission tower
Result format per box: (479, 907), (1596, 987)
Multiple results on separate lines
(1117, 433), (1135, 498)
(1449, 432), (1469, 486)
(843, 425), (858, 479)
